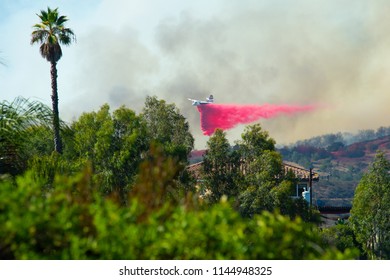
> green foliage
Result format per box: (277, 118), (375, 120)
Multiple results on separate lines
(239, 184), (274, 217)
(0, 166), (355, 260)
(0, 111), (355, 260)
(271, 181), (319, 223)
(0, 97), (53, 175)
(237, 163), (318, 222)
(28, 152), (79, 190)
(141, 96), (194, 164)
(31, 7), (75, 63)
(0, 167), (98, 259)
(145, 205), (353, 260)
(2, 97), (196, 203)
(70, 104), (148, 201)
(237, 124), (276, 162)
(350, 151), (390, 259)
(200, 124), (316, 223)
(202, 129), (241, 203)
(1, 95), (360, 260)
(238, 150), (284, 217)
(235, 125), (315, 221)
(0, 97), (52, 136)
(321, 222), (361, 257)
(141, 96), (195, 192)
(131, 144), (182, 214)
(245, 150), (283, 186)
(236, 125), (281, 191)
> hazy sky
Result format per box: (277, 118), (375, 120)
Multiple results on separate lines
(1, 0), (390, 149)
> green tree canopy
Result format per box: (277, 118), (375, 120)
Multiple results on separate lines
(350, 151), (390, 259)
(202, 129), (241, 203)
(235, 124), (316, 221)
(70, 104), (148, 202)
(321, 221), (361, 257)
(237, 124), (276, 160)
(141, 96), (194, 163)
(235, 124), (282, 217)
(235, 124), (279, 185)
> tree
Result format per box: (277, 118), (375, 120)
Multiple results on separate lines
(70, 104), (148, 202)
(0, 97), (52, 175)
(237, 124), (276, 164)
(31, 7), (75, 154)
(236, 124), (316, 221)
(202, 129), (240, 203)
(235, 125), (280, 216)
(350, 151), (390, 259)
(141, 96), (194, 163)
(238, 150), (284, 217)
(321, 221), (361, 257)
(141, 96), (195, 191)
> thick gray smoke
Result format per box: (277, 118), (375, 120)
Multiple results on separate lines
(64, 0), (390, 148)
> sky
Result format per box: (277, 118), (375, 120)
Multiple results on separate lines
(1, 0), (390, 149)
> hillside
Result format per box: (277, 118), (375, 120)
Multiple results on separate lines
(281, 135), (390, 207)
(190, 135), (390, 207)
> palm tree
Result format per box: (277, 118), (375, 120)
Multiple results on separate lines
(0, 97), (53, 175)
(30, 7), (75, 154)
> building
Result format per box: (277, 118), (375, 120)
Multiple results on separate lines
(187, 160), (319, 203)
(283, 161), (319, 203)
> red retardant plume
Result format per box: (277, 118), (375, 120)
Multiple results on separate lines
(196, 103), (317, 136)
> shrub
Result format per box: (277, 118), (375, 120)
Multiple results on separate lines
(0, 167), (357, 260)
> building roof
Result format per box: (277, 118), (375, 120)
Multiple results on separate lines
(187, 160), (319, 182)
(187, 161), (204, 180)
(283, 161), (319, 182)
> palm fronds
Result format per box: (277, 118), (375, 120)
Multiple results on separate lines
(30, 7), (75, 63)
(0, 97), (56, 174)
(0, 96), (53, 140)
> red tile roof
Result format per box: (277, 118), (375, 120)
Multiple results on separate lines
(187, 161), (319, 182)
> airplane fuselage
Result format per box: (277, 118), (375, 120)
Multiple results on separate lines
(188, 95), (214, 106)
(192, 101), (210, 106)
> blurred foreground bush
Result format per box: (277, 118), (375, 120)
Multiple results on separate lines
(0, 165), (356, 260)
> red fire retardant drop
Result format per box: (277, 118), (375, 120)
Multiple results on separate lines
(196, 103), (317, 136)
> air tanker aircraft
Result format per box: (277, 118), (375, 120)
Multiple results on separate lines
(188, 94), (214, 106)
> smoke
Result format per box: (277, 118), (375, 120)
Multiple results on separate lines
(196, 103), (317, 136)
(55, 0), (390, 148)
(62, 25), (160, 117)
(154, 1), (390, 147)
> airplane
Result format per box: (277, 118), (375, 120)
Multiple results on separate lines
(188, 94), (214, 106)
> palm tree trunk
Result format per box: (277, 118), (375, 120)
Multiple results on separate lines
(50, 61), (62, 154)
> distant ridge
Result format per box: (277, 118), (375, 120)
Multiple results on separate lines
(190, 135), (390, 208)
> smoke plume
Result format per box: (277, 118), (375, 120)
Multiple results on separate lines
(54, 1), (390, 148)
(196, 103), (317, 136)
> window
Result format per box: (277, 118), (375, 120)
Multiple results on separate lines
(297, 183), (307, 197)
